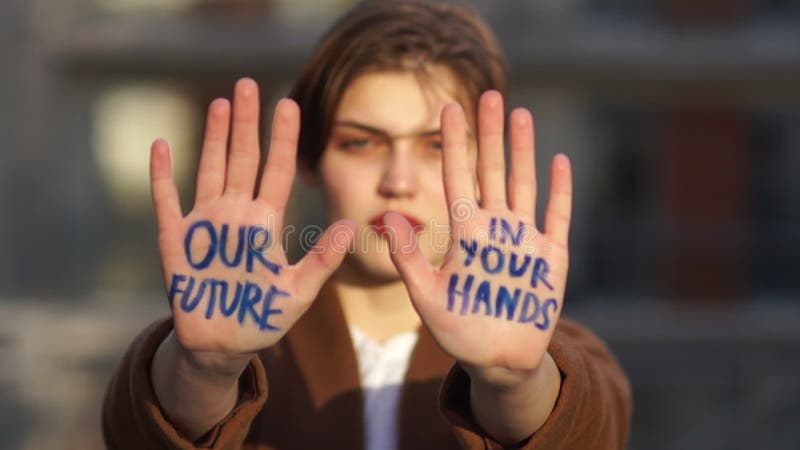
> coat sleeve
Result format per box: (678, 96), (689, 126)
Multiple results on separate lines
(438, 318), (632, 450)
(102, 318), (270, 450)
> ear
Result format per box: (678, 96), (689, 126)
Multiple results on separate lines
(298, 159), (320, 188)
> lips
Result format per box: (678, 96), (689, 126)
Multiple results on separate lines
(368, 211), (424, 236)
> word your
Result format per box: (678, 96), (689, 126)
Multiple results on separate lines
(169, 274), (287, 331)
(458, 239), (554, 291)
(445, 217), (558, 330)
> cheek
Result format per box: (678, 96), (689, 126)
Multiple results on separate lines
(318, 154), (347, 212)
(419, 163), (448, 211)
(319, 154), (378, 213)
(321, 171), (355, 212)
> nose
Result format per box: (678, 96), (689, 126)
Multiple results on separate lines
(377, 145), (418, 198)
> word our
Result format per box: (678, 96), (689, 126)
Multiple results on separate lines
(184, 220), (282, 274)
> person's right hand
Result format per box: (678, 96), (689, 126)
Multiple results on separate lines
(150, 78), (355, 373)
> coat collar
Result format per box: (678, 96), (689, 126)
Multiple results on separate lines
(284, 281), (453, 409)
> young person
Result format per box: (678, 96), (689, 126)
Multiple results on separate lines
(103, 1), (631, 449)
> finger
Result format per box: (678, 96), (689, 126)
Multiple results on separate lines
(476, 90), (507, 209)
(293, 219), (356, 300)
(543, 154), (573, 247)
(441, 103), (477, 223)
(383, 212), (435, 294)
(194, 98), (231, 205)
(508, 108), (536, 221)
(150, 139), (182, 231)
(225, 78), (261, 198)
(257, 99), (300, 216)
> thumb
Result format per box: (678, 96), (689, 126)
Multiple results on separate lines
(294, 219), (356, 300)
(383, 212), (434, 295)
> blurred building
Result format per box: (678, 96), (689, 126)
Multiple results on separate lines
(0, 0), (798, 449)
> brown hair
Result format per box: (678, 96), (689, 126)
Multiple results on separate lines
(289, 0), (507, 170)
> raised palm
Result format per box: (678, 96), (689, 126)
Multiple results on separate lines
(385, 92), (572, 379)
(150, 78), (354, 357)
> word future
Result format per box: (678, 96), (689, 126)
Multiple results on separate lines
(168, 220), (287, 331)
(447, 218), (558, 331)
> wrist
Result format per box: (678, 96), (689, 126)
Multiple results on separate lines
(460, 353), (546, 392)
(152, 331), (253, 439)
(466, 352), (562, 444)
(171, 335), (254, 381)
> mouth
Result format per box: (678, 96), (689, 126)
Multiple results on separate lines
(368, 211), (424, 236)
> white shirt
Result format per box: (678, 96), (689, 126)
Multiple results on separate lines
(349, 326), (419, 450)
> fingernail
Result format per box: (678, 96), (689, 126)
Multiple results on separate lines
(555, 154), (569, 170)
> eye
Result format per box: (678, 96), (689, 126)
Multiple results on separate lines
(338, 138), (373, 151)
(425, 137), (443, 152)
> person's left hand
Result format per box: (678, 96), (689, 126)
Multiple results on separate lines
(384, 91), (572, 387)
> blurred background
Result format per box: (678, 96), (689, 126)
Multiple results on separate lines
(0, 0), (798, 448)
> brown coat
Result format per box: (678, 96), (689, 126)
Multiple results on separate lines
(103, 285), (632, 450)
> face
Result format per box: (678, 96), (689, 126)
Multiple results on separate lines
(316, 68), (473, 283)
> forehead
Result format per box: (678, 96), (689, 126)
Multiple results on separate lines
(333, 67), (464, 135)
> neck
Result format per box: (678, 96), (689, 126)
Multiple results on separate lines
(332, 276), (421, 343)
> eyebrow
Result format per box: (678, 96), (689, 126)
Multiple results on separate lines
(332, 120), (441, 139)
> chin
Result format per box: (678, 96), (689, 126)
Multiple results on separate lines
(338, 250), (403, 285)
